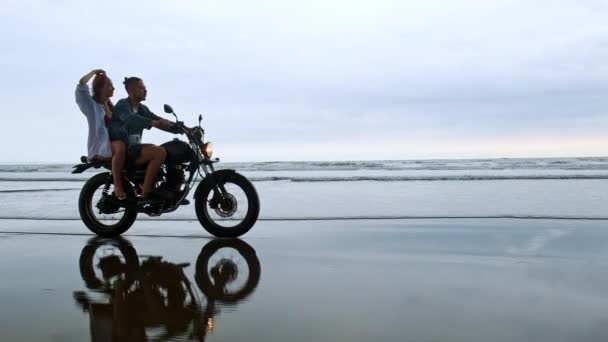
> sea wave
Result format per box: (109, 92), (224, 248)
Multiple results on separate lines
(250, 175), (608, 182)
(226, 158), (608, 171)
(0, 215), (606, 221)
(1, 157), (608, 173)
(0, 188), (80, 193)
(1, 174), (608, 184)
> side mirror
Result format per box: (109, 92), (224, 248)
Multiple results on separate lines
(198, 114), (203, 123)
(163, 104), (174, 114)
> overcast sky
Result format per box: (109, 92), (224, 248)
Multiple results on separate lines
(0, 0), (607, 163)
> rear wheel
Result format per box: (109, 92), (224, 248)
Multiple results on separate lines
(78, 172), (138, 237)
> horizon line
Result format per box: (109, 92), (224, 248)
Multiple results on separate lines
(0, 155), (607, 165)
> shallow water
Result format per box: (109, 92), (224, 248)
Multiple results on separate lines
(2, 158), (608, 222)
(1, 179), (608, 221)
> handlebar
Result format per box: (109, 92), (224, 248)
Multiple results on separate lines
(168, 121), (186, 134)
(169, 121), (204, 143)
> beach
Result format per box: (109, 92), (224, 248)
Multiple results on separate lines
(0, 218), (607, 341)
(0, 158), (607, 341)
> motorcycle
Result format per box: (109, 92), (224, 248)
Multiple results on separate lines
(74, 237), (261, 341)
(72, 104), (260, 238)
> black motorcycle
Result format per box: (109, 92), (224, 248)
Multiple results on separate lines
(72, 104), (260, 238)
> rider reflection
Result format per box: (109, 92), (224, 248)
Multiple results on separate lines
(73, 237), (261, 342)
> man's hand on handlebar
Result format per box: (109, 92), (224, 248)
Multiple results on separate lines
(151, 119), (194, 135)
(151, 119), (173, 131)
(172, 121), (195, 134)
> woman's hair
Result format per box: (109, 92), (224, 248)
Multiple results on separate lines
(92, 73), (114, 110)
(123, 76), (142, 92)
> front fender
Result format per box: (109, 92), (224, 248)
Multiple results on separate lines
(194, 169), (236, 199)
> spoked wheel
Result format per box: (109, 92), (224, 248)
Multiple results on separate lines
(79, 237), (140, 290)
(78, 172), (137, 237)
(195, 172), (260, 238)
(195, 239), (261, 303)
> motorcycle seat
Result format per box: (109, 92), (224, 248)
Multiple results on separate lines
(72, 156), (148, 174)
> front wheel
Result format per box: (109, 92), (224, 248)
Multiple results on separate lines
(194, 171), (260, 237)
(78, 172), (138, 237)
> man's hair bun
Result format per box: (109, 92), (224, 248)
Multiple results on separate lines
(123, 76), (142, 92)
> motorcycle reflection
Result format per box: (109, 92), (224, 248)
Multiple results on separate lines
(73, 237), (261, 341)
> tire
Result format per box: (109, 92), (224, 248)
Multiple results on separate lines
(195, 238), (261, 303)
(78, 172), (138, 237)
(79, 237), (140, 290)
(194, 172), (260, 238)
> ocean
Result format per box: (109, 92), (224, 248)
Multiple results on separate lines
(0, 157), (607, 222)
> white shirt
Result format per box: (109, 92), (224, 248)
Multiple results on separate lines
(75, 84), (112, 160)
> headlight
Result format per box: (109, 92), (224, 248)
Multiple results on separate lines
(201, 142), (213, 158)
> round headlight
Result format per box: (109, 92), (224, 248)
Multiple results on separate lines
(202, 142), (213, 158)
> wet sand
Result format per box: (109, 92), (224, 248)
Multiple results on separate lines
(0, 218), (607, 341)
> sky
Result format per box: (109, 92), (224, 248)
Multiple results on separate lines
(0, 0), (607, 163)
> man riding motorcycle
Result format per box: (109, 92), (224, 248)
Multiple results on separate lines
(108, 76), (191, 202)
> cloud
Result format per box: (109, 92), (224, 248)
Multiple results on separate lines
(0, 0), (607, 162)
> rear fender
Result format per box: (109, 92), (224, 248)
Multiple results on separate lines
(72, 163), (97, 174)
(72, 156), (110, 174)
